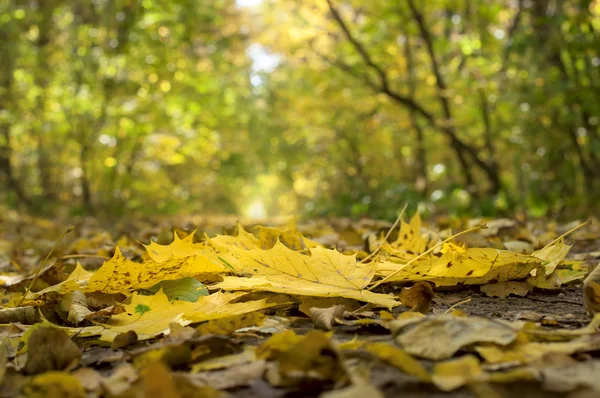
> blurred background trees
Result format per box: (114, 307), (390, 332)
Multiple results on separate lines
(0, 0), (598, 220)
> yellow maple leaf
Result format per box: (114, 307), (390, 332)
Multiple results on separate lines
(144, 231), (203, 263)
(65, 290), (274, 341)
(378, 248), (542, 286)
(256, 226), (321, 251)
(82, 247), (224, 294)
(13, 262), (93, 304)
(393, 212), (430, 254)
(210, 241), (397, 308)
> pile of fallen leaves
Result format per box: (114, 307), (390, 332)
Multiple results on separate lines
(1, 212), (600, 397)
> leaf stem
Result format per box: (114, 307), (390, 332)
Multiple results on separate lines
(17, 225), (75, 307)
(444, 297), (472, 314)
(61, 254), (111, 260)
(367, 224), (485, 291)
(359, 204), (407, 264)
(540, 219), (590, 250)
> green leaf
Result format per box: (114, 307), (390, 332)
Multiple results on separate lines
(145, 278), (209, 302)
(135, 304), (151, 316)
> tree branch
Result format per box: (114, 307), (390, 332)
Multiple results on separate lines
(325, 0), (435, 124)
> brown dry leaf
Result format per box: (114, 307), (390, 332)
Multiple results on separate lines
(178, 360), (266, 391)
(298, 297), (361, 316)
(480, 281), (533, 299)
(309, 305), (346, 330)
(398, 282), (434, 313)
(23, 325), (81, 375)
(111, 330), (138, 350)
(0, 344), (6, 386)
(71, 368), (103, 394)
(58, 290), (93, 325)
(191, 348), (255, 372)
(267, 330), (346, 387)
(583, 264), (600, 316)
(539, 359), (600, 393)
(393, 315), (520, 360)
(101, 363), (139, 396)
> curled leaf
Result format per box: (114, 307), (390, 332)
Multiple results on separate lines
(398, 282), (434, 314)
(309, 305), (346, 330)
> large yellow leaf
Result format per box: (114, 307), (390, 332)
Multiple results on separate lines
(527, 238), (574, 288)
(210, 241), (397, 308)
(255, 226), (321, 251)
(378, 248), (543, 286)
(144, 231), (203, 262)
(82, 247), (224, 294)
(66, 290), (274, 341)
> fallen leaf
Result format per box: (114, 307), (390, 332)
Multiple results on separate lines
(71, 368), (103, 394)
(319, 380), (385, 398)
(393, 315), (519, 360)
(431, 355), (483, 391)
(539, 359), (600, 393)
(236, 316), (290, 335)
(379, 248), (543, 286)
(111, 330), (138, 350)
(194, 312), (266, 335)
(364, 342), (430, 381)
(583, 264), (600, 316)
(0, 306), (39, 324)
(191, 348), (255, 372)
(212, 244), (397, 307)
(399, 282), (434, 313)
(58, 290), (93, 325)
(177, 360), (266, 390)
(22, 371), (85, 398)
(22, 325), (81, 375)
(101, 363), (138, 396)
(309, 305), (346, 330)
(391, 212), (431, 256)
(138, 361), (182, 398)
(256, 330), (304, 360)
(66, 290), (275, 341)
(256, 225), (321, 251)
(83, 248), (224, 294)
(267, 330), (346, 387)
(298, 297), (361, 316)
(480, 281), (533, 298)
(476, 334), (600, 366)
(144, 277), (209, 302)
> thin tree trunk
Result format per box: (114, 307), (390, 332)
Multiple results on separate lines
(407, 0), (501, 194)
(0, 19), (34, 208)
(404, 36), (428, 193)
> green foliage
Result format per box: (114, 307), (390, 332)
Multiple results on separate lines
(0, 0), (598, 219)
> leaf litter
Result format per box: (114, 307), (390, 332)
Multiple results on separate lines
(0, 212), (599, 397)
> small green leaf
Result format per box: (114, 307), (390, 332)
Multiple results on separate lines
(145, 277), (209, 302)
(135, 304), (151, 316)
